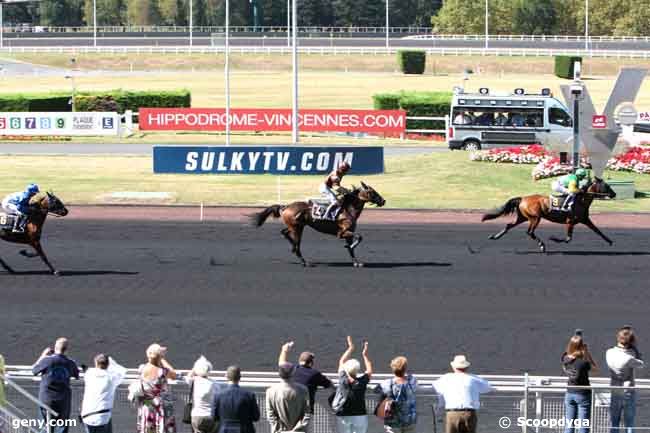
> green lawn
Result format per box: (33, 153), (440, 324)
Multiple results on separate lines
(3, 152), (650, 211)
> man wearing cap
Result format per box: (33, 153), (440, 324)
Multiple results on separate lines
(81, 354), (127, 433)
(278, 342), (332, 414)
(432, 355), (494, 433)
(265, 363), (311, 433)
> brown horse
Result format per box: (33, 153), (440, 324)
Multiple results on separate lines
(0, 192), (69, 275)
(481, 178), (616, 252)
(250, 182), (385, 267)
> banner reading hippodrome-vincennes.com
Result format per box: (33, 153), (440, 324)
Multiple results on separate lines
(139, 108), (406, 133)
(0, 112), (120, 136)
(153, 146), (384, 175)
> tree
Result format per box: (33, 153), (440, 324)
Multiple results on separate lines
(158, 0), (180, 24)
(614, 0), (650, 35)
(432, 0), (485, 34)
(83, 0), (126, 26)
(40, 0), (84, 26)
(126, 0), (161, 25)
(512, 0), (556, 35)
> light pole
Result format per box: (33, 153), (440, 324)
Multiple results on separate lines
(286, 0), (290, 47)
(385, 0), (389, 50)
(225, 0), (230, 145)
(291, 0), (298, 143)
(484, 0), (488, 50)
(189, 0), (193, 48)
(584, 0), (589, 51)
(93, 0), (97, 48)
(1, 2), (3, 50)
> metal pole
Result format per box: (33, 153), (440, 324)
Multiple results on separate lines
(93, 0), (97, 48)
(225, 0), (230, 146)
(573, 91), (580, 169)
(484, 0), (488, 50)
(584, 0), (588, 51)
(1, 3), (4, 50)
(291, 0), (298, 143)
(523, 372), (529, 433)
(189, 0), (193, 48)
(385, 0), (388, 50)
(287, 0), (290, 47)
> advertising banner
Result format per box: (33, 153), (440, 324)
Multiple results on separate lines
(0, 112), (120, 136)
(140, 108), (406, 133)
(153, 146), (384, 175)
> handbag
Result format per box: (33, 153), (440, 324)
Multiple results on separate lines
(374, 379), (397, 421)
(182, 380), (194, 424)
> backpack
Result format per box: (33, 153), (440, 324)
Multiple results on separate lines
(389, 377), (417, 426)
(329, 373), (351, 412)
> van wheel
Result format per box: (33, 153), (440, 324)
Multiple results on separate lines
(463, 140), (481, 151)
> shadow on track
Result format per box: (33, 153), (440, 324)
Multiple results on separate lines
(515, 251), (650, 256)
(0, 270), (139, 276)
(310, 261), (452, 268)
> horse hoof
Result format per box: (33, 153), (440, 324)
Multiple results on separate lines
(488, 235), (495, 240)
(53, 270), (61, 276)
(540, 246), (546, 253)
(353, 262), (364, 268)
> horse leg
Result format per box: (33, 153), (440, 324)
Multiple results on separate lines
(291, 226), (310, 267)
(526, 218), (546, 253)
(583, 218), (614, 246)
(281, 228), (297, 253)
(550, 224), (575, 243)
(489, 214), (526, 240)
(0, 256), (15, 274)
(32, 241), (60, 276)
(342, 232), (363, 267)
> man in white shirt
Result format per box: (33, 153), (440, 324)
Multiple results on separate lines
(606, 326), (644, 433)
(432, 355), (493, 433)
(80, 354), (127, 433)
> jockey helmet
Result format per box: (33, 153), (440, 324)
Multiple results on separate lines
(575, 168), (587, 179)
(338, 162), (351, 172)
(26, 184), (40, 195)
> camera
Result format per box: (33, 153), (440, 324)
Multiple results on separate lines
(570, 84), (583, 96)
(574, 329), (584, 337)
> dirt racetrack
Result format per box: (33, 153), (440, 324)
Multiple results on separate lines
(1, 207), (650, 376)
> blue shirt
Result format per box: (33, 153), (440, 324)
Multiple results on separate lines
(6, 190), (34, 213)
(32, 354), (79, 404)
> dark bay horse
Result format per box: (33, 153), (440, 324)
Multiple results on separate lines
(0, 192), (69, 275)
(250, 182), (385, 267)
(481, 179), (616, 252)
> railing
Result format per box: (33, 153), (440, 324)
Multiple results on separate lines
(403, 115), (448, 139)
(5, 367), (650, 433)
(3, 45), (650, 58)
(1, 371), (59, 433)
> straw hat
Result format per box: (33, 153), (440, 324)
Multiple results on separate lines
(450, 355), (471, 369)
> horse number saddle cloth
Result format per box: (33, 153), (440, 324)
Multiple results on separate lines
(549, 195), (569, 213)
(0, 212), (17, 231)
(310, 200), (341, 221)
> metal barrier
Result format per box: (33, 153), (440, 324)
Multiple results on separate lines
(403, 115), (448, 139)
(1, 372), (58, 433)
(4, 368), (650, 433)
(3, 45), (650, 58)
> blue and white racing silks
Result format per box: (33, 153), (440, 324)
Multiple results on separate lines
(3, 190), (34, 214)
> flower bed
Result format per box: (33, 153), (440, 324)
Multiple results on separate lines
(469, 145), (548, 164)
(607, 146), (650, 174)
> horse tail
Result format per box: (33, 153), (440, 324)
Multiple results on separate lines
(481, 197), (522, 222)
(250, 205), (283, 227)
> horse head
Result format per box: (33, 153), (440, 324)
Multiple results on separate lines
(43, 191), (69, 216)
(358, 181), (386, 207)
(587, 178), (616, 200)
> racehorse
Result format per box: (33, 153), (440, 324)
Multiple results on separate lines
(481, 178), (616, 252)
(0, 192), (69, 275)
(250, 182), (386, 267)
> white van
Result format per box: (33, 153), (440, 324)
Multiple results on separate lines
(447, 87), (573, 151)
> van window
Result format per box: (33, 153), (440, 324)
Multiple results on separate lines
(549, 108), (572, 127)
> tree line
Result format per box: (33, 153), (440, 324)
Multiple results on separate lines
(4, 0), (649, 35)
(3, 0), (441, 28)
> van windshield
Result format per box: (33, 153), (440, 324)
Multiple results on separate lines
(452, 107), (543, 128)
(549, 107), (572, 127)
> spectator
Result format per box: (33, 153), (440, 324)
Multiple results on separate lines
(509, 112), (525, 127)
(562, 334), (597, 433)
(494, 112), (508, 126)
(334, 337), (373, 433)
(453, 112), (474, 125)
(278, 341), (333, 413)
(432, 355), (493, 433)
(606, 326), (644, 433)
(375, 356), (417, 433)
(266, 363), (311, 433)
(186, 356), (220, 433)
(81, 354), (127, 433)
(32, 338), (80, 433)
(213, 366), (260, 433)
(137, 344), (177, 433)
(476, 112), (494, 126)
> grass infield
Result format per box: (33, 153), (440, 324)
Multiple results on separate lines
(2, 152), (649, 212)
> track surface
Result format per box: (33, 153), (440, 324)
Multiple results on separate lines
(2, 214), (650, 375)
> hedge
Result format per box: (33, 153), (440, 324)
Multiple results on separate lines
(397, 50), (426, 75)
(554, 56), (582, 79)
(372, 90), (452, 131)
(0, 89), (191, 113)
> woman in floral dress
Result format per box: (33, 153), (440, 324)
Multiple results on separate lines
(137, 344), (178, 433)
